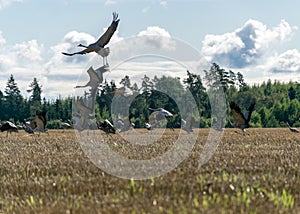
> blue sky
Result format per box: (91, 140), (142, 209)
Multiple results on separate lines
(1, 0), (300, 98)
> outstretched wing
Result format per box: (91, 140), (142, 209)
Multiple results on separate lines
(230, 102), (246, 126)
(95, 12), (120, 48)
(87, 66), (101, 84)
(62, 48), (93, 56)
(244, 103), (255, 122)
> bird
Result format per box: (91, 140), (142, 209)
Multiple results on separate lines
(230, 101), (255, 133)
(287, 122), (299, 133)
(75, 66), (102, 89)
(60, 120), (72, 130)
(30, 110), (48, 134)
(0, 121), (18, 137)
(62, 12), (120, 65)
(110, 86), (133, 97)
(97, 119), (116, 134)
(23, 120), (34, 134)
(144, 119), (152, 131)
(148, 107), (174, 129)
(182, 117), (195, 133)
(74, 97), (94, 131)
(95, 65), (110, 85)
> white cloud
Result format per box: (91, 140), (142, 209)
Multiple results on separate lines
(268, 49), (300, 73)
(0, 0), (22, 9)
(202, 19), (298, 68)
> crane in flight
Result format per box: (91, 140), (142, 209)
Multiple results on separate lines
(62, 12), (120, 65)
(230, 101), (255, 134)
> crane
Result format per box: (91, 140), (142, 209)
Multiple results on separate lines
(62, 12), (120, 65)
(0, 121), (18, 137)
(230, 101), (255, 134)
(287, 122), (299, 133)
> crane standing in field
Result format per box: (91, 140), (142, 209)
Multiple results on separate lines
(62, 12), (120, 65)
(230, 101), (255, 134)
(287, 122), (299, 133)
(0, 121), (18, 137)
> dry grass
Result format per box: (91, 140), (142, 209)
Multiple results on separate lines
(1, 128), (300, 213)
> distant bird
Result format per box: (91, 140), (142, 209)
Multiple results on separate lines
(287, 122), (299, 133)
(182, 117), (195, 133)
(144, 120), (152, 131)
(110, 86), (133, 97)
(31, 110), (48, 134)
(23, 120), (34, 134)
(0, 121), (18, 137)
(75, 66), (102, 89)
(60, 120), (72, 131)
(97, 119), (116, 134)
(230, 101), (255, 133)
(62, 12), (120, 65)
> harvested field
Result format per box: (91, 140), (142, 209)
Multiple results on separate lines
(1, 128), (300, 213)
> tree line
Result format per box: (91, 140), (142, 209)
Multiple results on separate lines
(1, 63), (300, 129)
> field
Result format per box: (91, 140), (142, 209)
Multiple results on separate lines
(1, 128), (300, 213)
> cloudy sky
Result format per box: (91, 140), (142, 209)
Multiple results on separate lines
(0, 0), (300, 99)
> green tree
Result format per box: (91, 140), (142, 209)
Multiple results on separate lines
(3, 75), (24, 121)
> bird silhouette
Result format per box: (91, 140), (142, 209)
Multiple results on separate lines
(230, 101), (255, 134)
(287, 122), (299, 133)
(62, 12), (120, 65)
(30, 110), (48, 134)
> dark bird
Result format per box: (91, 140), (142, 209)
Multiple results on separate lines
(23, 120), (34, 134)
(97, 119), (116, 134)
(0, 121), (18, 137)
(230, 101), (255, 133)
(62, 12), (120, 65)
(31, 110), (48, 134)
(287, 122), (299, 133)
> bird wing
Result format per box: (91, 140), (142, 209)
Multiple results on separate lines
(244, 103), (255, 122)
(62, 48), (94, 56)
(87, 66), (101, 84)
(230, 102), (246, 126)
(95, 12), (120, 47)
(35, 116), (45, 130)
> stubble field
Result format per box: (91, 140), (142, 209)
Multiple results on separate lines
(1, 128), (300, 213)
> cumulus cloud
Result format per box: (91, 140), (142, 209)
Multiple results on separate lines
(202, 19), (298, 68)
(136, 26), (174, 50)
(0, 31), (6, 45)
(268, 49), (300, 73)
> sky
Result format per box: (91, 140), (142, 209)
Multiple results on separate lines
(1, 0), (300, 99)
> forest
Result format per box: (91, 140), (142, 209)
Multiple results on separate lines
(1, 63), (300, 129)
